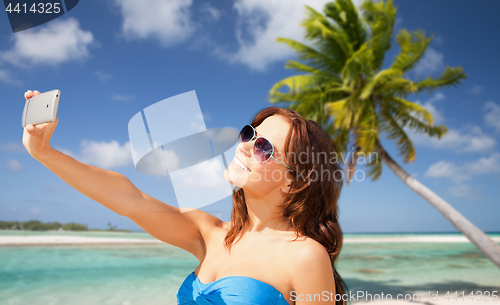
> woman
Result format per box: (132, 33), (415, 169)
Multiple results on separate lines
(22, 90), (348, 305)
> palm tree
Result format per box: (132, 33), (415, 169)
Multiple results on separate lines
(269, 0), (500, 268)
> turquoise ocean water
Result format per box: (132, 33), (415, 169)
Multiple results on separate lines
(0, 231), (499, 304)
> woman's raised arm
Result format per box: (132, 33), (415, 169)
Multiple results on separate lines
(21, 90), (218, 261)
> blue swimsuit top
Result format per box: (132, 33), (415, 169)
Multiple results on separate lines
(177, 271), (290, 305)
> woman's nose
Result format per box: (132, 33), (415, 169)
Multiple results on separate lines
(240, 140), (253, 158)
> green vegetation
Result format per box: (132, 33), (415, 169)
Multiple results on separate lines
(270, 0), (465, 177)
(0, 220), (130, 232)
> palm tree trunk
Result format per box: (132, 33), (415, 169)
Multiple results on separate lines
(374, 140), (500, 268)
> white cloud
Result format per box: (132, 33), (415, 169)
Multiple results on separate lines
(31, 206), (41, 214)
(134, 148), (180, 174)
(218, 0), (363, 71)
(111, 0), (194, 47)
(1, 18), (95, 66)
(433, 36), (444, 45)
(0, 69), (22, 85)
(173, 157), (228, 188)
(411, 124), (496, 154)
(425, 161), (469, 183)
(462, 152), (500, 176)
(189, 113), (206, 131)
(112, 94), (135, 102)
(200, 3), (221, 22)
(425, 153), (500, 181)
(484, 101), (500, 133)
(5, 159), (22, 171)
(469, 85), (483, 95)
(210, 128), (238, 143)
(202, 111), (211, 121)
(410, 94), (496, 153)
(425, 152), (500, 198)
(415, 92), (445, 124)
(0, 142), (26, 153)
(79, 140), (132, 169)
(95, 71), (112, 83)
(59, 140), (133, 169)
(169, 157), (233, 210)
(414, 47), (444, 75)
(164, 150), (180, 171)
(446, 184), (480, 200)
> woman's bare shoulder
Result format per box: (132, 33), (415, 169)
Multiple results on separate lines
(182, 209), (225, 236)
(283, 235), (334, 291)
(281, 234), (330, 264)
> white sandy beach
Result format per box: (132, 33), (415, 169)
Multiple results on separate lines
(0, 234), (499, 246)
(343, 235), (500, 243)
(0, 235), (163, 246)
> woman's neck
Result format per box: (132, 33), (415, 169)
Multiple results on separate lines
(242, 189), (294, 235)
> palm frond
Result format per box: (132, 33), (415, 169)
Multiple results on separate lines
(365, 152), (383, 180)
(381, 99), (448, 139)
(376, 77), (417, 97)
(415, 66), (467, 93)
(360, 68), (403, 99)
(331, 127), (351, 160)
(285, 60), (335, 77)
(341, 42), (373, 83)
(380, 110), (416, 162)
(391, 29), (432, 72)
(331, 91), (368, 130)
(360, 0), (397, 71)
(276, 37), (341, 75)
(323, 0), (368, 50)
(325, 99), (347, 113)
(353, 101), (378, 153)
(398, 111), (448, 139)
(301, 6), (353, 73)
(269, 75), (323, 100)
(389, 96), (434, 124)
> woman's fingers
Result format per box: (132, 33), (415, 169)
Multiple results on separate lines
(24, 89), (41, 100)
(25, 90), (33, 100)
(26, 122), (49, 132)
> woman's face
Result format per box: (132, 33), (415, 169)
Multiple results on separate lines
(223, 115), (292, 196)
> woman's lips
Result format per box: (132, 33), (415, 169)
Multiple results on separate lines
(233, 156), (251, 172)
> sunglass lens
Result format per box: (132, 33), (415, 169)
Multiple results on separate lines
(254, 137), (273, 163)
(238, 125), (254, 143)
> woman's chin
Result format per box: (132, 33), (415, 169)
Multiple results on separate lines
(224, 166), (250, 188)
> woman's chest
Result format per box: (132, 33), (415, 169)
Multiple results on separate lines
(194, 230), (295, 304)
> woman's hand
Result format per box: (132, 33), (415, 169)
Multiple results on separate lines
(22, 90), (59, 160)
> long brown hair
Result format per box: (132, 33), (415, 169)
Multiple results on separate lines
(224, 106), (348, 304)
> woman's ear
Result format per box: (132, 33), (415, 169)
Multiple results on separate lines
(280, 169), (294, 194)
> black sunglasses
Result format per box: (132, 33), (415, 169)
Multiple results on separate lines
(238, 124), (291, 169)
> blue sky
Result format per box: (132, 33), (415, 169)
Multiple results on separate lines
(0, 0), (499, 233)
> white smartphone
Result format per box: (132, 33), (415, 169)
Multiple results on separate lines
(22, 89), (60, 128)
